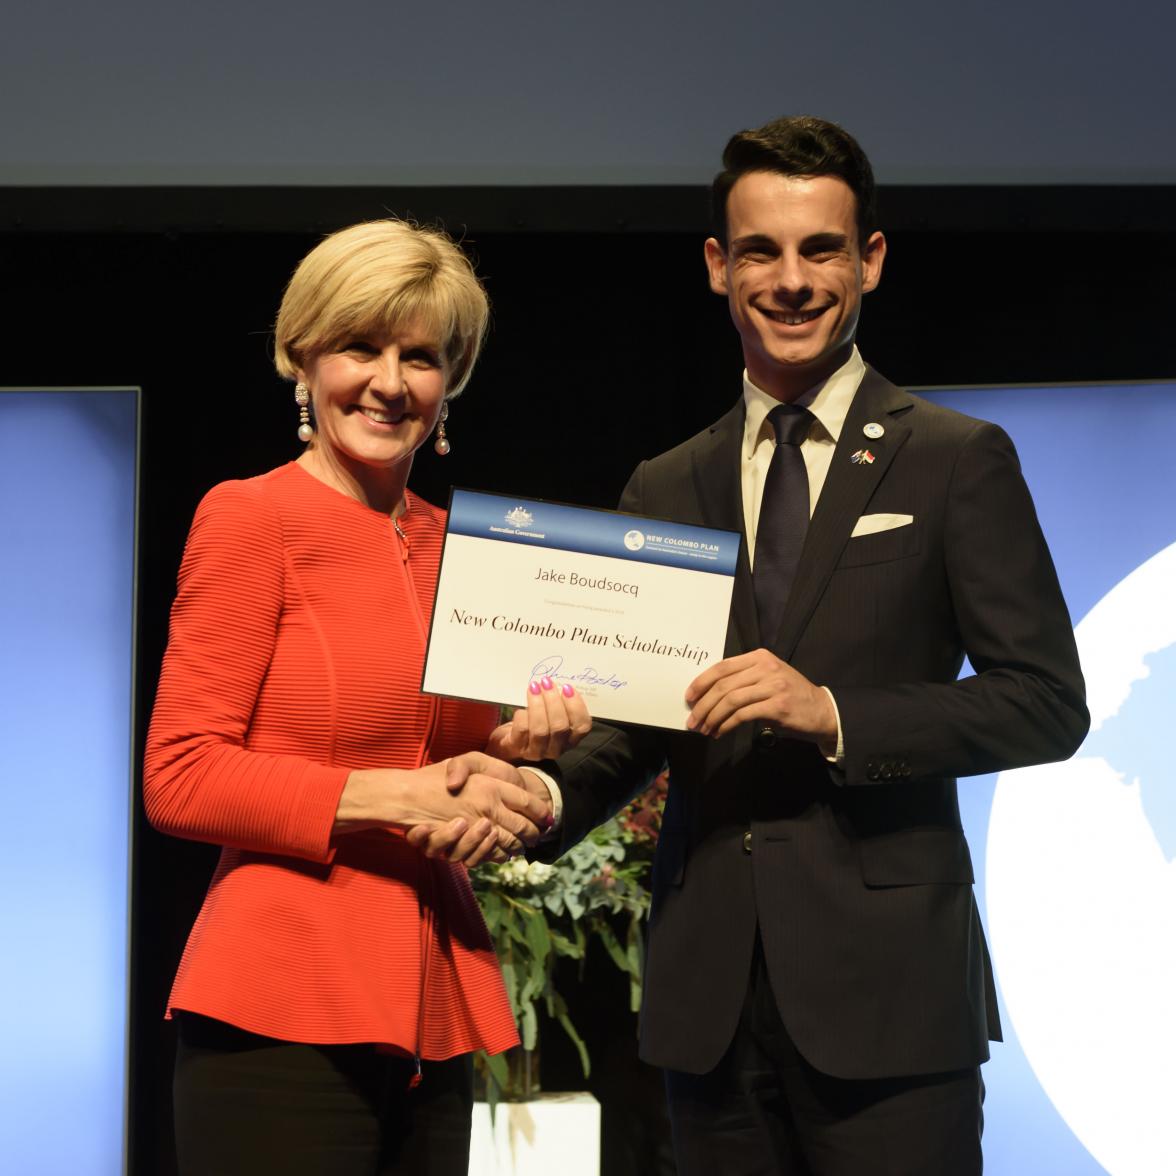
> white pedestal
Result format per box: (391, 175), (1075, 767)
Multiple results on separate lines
(468, 1092), (600, 1176)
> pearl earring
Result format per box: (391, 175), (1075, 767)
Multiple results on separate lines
(295, 383), (314, 442)
(434, 401), (451, 455)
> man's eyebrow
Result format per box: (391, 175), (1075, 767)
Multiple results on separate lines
(729, 233), (778, 252)
(802, 232), (850, 252)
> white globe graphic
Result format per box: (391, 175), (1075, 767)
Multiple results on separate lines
(987, 539), (1176, 1176)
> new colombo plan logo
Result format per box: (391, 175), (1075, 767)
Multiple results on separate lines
(623, 529), (645, 551)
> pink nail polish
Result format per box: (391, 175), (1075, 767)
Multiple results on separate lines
(528, 680), (541, 695)
(540, 676), (554, 690)
(561, 683), (574, 698)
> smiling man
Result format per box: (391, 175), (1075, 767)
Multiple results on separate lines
(452, 116), (1089, 1175)
(703, 167), (884, 402)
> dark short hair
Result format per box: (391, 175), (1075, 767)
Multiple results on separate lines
(710, 115), (877, 246)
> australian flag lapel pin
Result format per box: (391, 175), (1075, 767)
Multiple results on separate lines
(851, 448), (876, 465)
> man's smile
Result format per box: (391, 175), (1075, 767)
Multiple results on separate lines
(757, 305), (831, 326)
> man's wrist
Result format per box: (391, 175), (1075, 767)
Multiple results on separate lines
(518, 765), (564, 838)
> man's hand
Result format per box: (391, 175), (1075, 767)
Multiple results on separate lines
(515, 766), (557, 811)
(405, 753), (554, 865)
(485, 678), (592, 762)
(685, 649), (837, 748)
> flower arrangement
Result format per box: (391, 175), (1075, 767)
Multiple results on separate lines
(470, 772), (668, 1100)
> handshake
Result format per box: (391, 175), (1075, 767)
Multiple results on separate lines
(403, 751), (558, 867)
(407, 675), (591, 865)
(336, 674), (588, 865)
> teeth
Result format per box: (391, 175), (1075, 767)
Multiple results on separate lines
(763, 308), (824, 325)
(361, 407), (398, 424)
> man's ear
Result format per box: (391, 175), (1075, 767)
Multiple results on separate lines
(703, 237), (729, 296)
(861, 231), (887, 294)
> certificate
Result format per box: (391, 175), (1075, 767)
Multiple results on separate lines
(421, 489), (740, 730)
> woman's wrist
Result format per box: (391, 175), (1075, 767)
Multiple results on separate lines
(334, 763), (446, 832)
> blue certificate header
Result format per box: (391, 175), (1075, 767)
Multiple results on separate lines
(448, 489), (740, 576)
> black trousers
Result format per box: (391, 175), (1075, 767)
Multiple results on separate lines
(173, 1013), (474, 1176)
(664, 940), (984, 1176)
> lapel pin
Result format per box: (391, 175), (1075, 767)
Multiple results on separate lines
(851, 448), (876, 465)
(863, 422), (885, 439)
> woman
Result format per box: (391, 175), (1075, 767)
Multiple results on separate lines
(144, 219), (587, 1175)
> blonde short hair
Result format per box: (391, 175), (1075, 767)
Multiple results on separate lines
(274, 219), (489, 397)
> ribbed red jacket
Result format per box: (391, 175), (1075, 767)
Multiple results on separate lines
(144, 462), (518, 1057)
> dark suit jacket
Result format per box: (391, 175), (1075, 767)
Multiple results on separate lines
(547, 367), (1089, 1080)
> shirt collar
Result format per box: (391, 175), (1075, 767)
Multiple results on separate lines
(741, 347), (866, 460)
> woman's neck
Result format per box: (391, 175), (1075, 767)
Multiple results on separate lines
(296, 446), (410, 517)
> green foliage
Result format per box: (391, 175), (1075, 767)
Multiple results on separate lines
(470, 776), (666, 1101)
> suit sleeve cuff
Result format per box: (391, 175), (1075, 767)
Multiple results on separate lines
(820, 686), (846, 766)
(518, 765), (564, 840)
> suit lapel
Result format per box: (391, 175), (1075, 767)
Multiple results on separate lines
(689, 402), (760, 654)
(775, 369), (914, 659)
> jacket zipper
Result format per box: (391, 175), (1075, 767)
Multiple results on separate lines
(391, 510), (439, 1069)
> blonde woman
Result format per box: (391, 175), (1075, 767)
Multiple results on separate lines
(145, 220), (587, 1175)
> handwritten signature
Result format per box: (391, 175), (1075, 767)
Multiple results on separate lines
(531, 654), (628, 691)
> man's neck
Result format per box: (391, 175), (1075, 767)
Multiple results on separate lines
(747, 343), (855, 404)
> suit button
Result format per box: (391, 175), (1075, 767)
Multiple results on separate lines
(742, 830), (752, 854)
(755, 726), (778, 750)
(880, 763), (893, 779)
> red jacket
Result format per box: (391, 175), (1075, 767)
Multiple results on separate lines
(145, 463), (516, 1057)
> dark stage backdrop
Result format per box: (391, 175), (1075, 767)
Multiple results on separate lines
(1, 206), (1171, 1175)
(4, 0), (1173, 187)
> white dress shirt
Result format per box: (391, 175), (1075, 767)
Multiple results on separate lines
(740, 348), (866, 762)
(741, 347), (866, 564)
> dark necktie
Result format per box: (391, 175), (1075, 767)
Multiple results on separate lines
(753, 403), (813, 642)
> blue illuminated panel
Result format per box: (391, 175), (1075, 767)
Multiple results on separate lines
(0, 389), (137, 1174)
(921, 381), (1176, 1176)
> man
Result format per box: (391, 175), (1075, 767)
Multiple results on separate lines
(448, 116), (1089, 1174)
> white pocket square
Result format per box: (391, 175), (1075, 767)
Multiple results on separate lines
(850, 513), (914, 538)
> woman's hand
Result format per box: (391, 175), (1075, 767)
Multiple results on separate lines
(335, 754), (552, 866)
(405, 760), (555, 865)
(485, 677), (592, 762)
